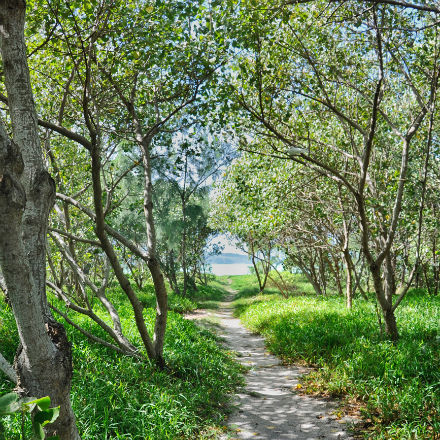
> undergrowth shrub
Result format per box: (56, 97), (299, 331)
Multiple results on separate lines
(0, 291), (243, 439)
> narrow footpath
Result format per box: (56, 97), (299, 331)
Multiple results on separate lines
(188, 291), (355, 440)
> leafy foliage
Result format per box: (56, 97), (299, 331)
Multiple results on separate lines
(0, 293), (243, 439)
(0, 393), (59, 440)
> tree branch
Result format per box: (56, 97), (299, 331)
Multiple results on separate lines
(49, 227), (102, 247)
(0, 352), (17, 383)
(49, 304), (136, 357)
(55, 192), (149, 261)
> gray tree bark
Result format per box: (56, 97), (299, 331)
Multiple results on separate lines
(140, 138), (168, 368)
(0, 352), (16, 383)
(0, 1), (80, 438)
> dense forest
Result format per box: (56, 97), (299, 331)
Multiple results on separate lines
(0, 0), (439, 439)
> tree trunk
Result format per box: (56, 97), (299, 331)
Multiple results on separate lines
(181, 181), (188, 296)
(325, 254), (343, 296)
(308, 257), (323, 295)
(345, 261), (353, 309)
(295, 259), (323, 296)
(251, 251), (264, 293)
(0, 352), (16, 383)
(141, 139), (167, 367)
(149, 258), (167, 368)
(343, 250), (353, 309)
(162, 249), (180, 295)
(318, 249), (327, 295)
(350, 252), (369, 300)
(383, 307), (398, 339)
(90, 142), (156, 361)
(370, 263), (399, 341)
(0, 2), (80, 437)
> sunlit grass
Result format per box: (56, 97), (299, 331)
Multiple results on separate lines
(233, 278), (440, 439)
(0, 283), (244, 439)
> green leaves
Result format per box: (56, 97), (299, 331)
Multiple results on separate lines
(0, 393), (60, 440)
(33, 405), (60, 440)
(0, 393), (21, 416)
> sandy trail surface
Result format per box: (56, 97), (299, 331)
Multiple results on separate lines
(186, 293), (355, 440)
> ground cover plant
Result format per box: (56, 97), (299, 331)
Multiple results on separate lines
(136, 284), (198, 314)
(0, 284), (243, 440)
(191, 284), (229, 310)
(232, 274), (440, 439)
(227, 275), (281, 299)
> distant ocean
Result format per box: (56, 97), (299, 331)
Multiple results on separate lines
(210, 263), (251, 276)
(206, 253), (252, 276)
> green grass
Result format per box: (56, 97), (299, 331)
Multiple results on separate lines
(0, 284), (244, 439)
(228, 274), (280, 299)
(232, 276), (440, 439)
(136, 284), (198, 314)
(139, 282), (231, 312)
(185, 283), (230, 310)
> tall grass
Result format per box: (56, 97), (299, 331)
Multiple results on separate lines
(0, 283), (243, 439)
(233, 277), (440, 439)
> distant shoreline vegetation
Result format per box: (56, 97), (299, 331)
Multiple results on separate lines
(207, 253), (250, 265)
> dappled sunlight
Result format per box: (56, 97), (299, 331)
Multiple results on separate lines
(190, 288), (356, 439)
(235, 289), (440, 438)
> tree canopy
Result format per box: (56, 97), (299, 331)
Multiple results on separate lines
(1, 0), (440, 438)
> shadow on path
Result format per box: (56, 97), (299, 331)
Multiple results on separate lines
(187, 291), (356, 440)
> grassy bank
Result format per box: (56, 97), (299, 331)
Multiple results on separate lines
(0, 283), (242, 439)
(231, 274), (440, 439)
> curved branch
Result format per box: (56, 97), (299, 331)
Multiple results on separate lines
(50, 304), (139, 358)
(55, 192), (149, 261)
(0, 352), (17, 383)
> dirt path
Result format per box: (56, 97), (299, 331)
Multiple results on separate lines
(187, 292), (355, 440)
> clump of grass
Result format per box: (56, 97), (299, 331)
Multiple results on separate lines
(234, 286), (440, 439)
(191, 284), (230, 309)
(134, 283), (198, 314)
(136, 282), (232, 313)
(0, 290), (244, 439)
(228, 274), (260, 295)
(193, 284), (227, 302)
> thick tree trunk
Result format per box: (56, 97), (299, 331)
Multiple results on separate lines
(383, 308), (399, 339)
(0, 109), (80, 440)
(0, 2), (80, 438)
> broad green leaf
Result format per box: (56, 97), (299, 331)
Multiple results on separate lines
(0, 393), (20, 415)
(34, 406), (60, 426)
(25, 395), (51, 412)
